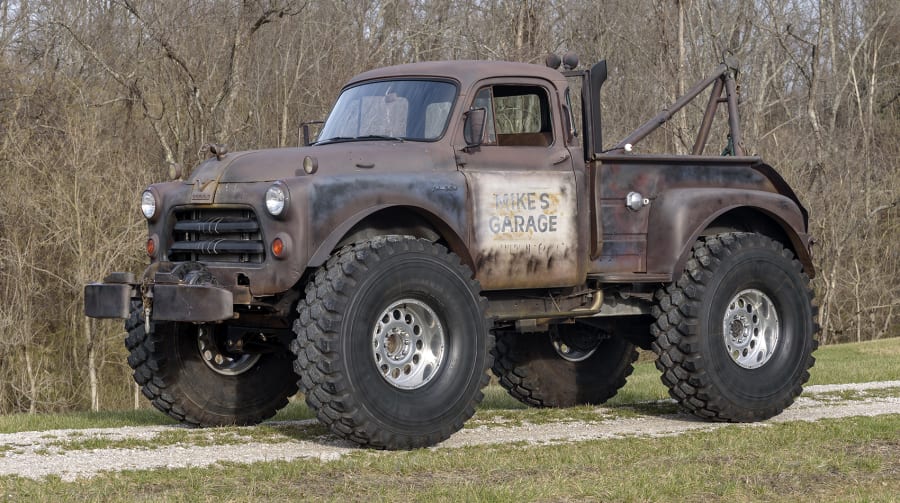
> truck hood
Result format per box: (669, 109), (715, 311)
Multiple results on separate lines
(185, 142), (453, 202)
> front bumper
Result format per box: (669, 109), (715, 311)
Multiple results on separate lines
(84, 271), (234, 322)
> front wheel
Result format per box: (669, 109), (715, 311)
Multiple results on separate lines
(125, 303), (298, 426)
(292, 237), (492, 449)
(651, 233), (818, 422)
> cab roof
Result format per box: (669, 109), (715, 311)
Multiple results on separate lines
(345, 60), (569, 91)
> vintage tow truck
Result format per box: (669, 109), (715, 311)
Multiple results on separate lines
(86, 53), (817, 449)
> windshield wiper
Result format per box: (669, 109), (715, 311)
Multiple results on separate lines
(312, 136), (355, 145)
(315, 135), (405, 145)
(355, 135), (405, 142)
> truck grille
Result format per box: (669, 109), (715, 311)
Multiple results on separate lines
(168, 208), (265, 263)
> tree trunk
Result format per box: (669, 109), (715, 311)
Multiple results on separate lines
(676, 0), (687, 155)
(24, 344), (36, 414)
(819, 254), (841, 345)
(85, 316), (99, 412)
(854, 259), (862, 343)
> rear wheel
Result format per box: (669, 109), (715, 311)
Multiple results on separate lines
(125, 303), (298, 426)
(651, 233), (818, 421)
(292, 236), (492, 449)
(491, 323), (638, 407)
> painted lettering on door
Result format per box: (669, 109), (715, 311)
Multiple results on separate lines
(467, 172), (578, 289)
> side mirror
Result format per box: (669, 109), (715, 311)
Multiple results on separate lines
(463, 108), (486, 148)
(300, 120), (325, 146)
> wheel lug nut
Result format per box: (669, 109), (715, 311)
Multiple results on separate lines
(214, 354), (224, 365)
(203, 350), (213, 361)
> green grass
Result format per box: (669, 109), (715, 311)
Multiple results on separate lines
(806, 337), (900, 385)
(34, 422), (333, 454)
(0, 398), (315, 435)
(0, 409), (177, 435)
(805, 386), (900, 402)
(1, 415), (897, 502)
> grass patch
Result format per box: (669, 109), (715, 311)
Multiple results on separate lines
(859, 386), (900, 399)
(469, 404), (623, 428)
(0, 415), (896, 502)
(807, 386), (900, 402)
(30, 421), (332, 454)
(806, 337), (900, 385)
(41, 430), (246, 453)
(809, 389), (870, 402)
(269, 399), (317, 422)
(0, 399), (315, 436)
(0, 409), (177, 435)
(607, 358), (671, 405)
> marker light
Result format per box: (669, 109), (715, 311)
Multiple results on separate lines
(272, 238), (285, 258)
(303, 156), (318, 174)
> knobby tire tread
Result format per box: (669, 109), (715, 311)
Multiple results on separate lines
(291, 236), (493, 449)
(125, 302), (296, 426)
(491, 332), (638, 408)
(650, 232), (819, 422)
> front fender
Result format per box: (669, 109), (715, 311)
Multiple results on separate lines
(647, 188), (814, 280)
(305, 173), (470, 268)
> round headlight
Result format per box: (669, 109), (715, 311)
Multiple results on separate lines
(265, 183), (288, 217)
(140, 190), (157, 219)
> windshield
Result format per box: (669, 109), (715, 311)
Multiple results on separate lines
(317, 80), (457, 143)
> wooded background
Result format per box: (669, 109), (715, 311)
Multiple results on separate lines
(0, 0), (897, 414)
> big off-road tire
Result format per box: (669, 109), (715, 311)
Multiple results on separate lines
(291, 236), (492, 449)
(492, 325), (638, 407)
(125, 303), (298, 426)
(651, 233), (818, 421)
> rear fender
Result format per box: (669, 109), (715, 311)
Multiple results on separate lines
(647, 188), (814, 280)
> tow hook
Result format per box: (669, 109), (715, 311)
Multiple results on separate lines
(141, 278), (153, 333)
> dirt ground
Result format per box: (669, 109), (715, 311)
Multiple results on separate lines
(1, 380), (898, 481)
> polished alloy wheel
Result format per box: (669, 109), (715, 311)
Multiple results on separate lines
(722, 289), (780, 369)
(372, 299), (445, 390)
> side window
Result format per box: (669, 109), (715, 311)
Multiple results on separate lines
(473, 85), (553, 147)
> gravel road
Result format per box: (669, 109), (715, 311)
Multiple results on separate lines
(1, 380), (898, 481)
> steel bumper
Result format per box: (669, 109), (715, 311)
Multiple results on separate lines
(84, 282), (135, 319)
(151, 284), (234, 322)
(84, 274), (234, 322)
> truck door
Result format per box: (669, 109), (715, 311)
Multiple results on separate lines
(458, 80), (585, 290)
